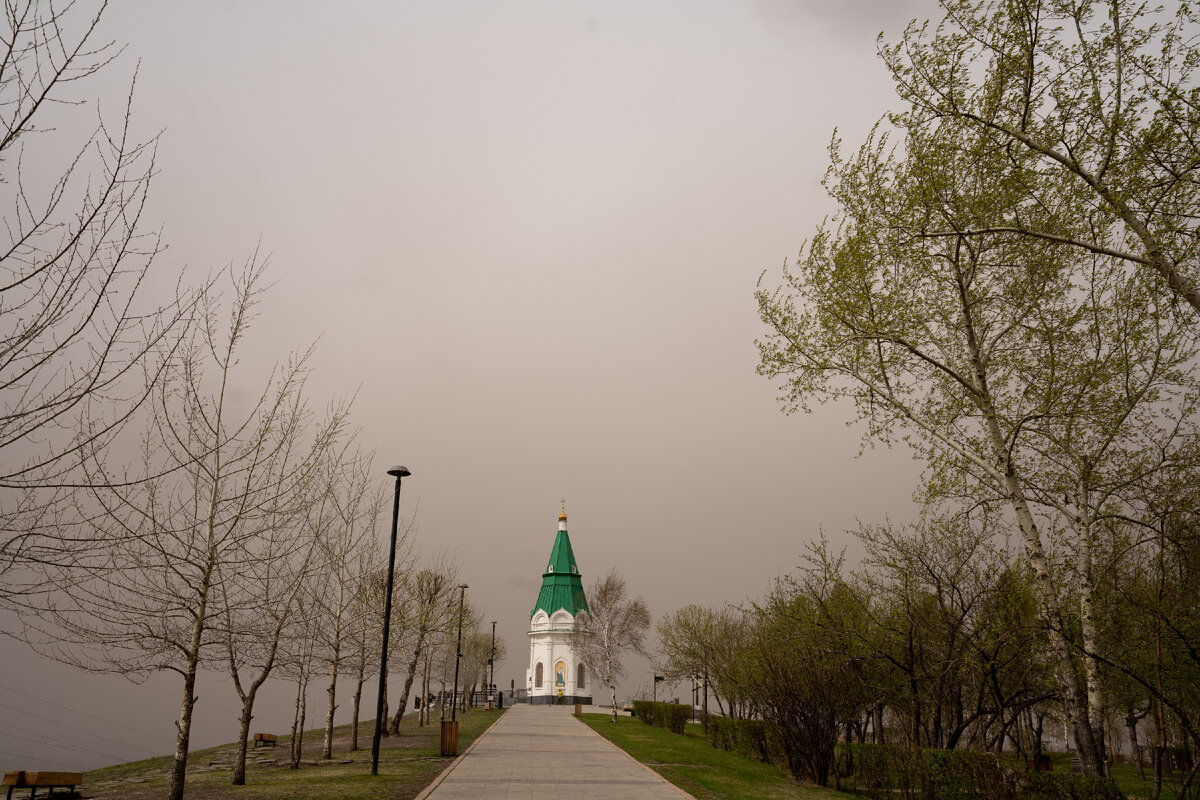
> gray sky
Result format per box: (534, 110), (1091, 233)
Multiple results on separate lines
(1, 0), (941, 771)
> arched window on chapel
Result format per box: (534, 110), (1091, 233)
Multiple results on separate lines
(534, 662), (543, 688)
(577, 663), (586, 689)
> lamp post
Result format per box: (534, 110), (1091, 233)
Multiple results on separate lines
(488, 620), (496, 704)
(653, 675), (664, 703)
(451, 583), (468, 722)
(370, 465), (410, 776)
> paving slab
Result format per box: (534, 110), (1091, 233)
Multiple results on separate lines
(420, 704), (693, 799)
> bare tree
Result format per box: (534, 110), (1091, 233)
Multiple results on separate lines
(281, 586), (322, 771)
(461, 627), (504, 708)
(387, 560), (457, 734)
(344, 555), (382, 750)
(315, 448), (389, 759)
(19, 258), (347, 800)
(576, 568), (650, 722)
(0, 0), (191, 598)
(221, 445), (329, 785)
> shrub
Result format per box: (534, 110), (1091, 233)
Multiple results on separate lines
(924, 749), (1020, 800)
(832, 743), (1127, 800)
(704, 716), (780, 765)
(631, 701), (691, 735)
(656, 702), (690, 735)
(1025, 772), (1127, 800)
(705, 715), (736, 751)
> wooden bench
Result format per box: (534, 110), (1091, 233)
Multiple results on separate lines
(3, 771), (82, 799)
(252, 732), (278, 748)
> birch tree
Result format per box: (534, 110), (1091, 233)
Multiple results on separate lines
(755, 105), (1200, 772)
(575, 568), (650, 723)
(883, 0), (1200, 317)
(21, 258), (346, 800)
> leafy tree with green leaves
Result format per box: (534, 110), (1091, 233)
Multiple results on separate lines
(883, 0), (1200, 316)
(576, 568), (651, 723)
(753, 87), (1200, 770)
(743, 574), (870, 787)
(655, 604), (752, 720)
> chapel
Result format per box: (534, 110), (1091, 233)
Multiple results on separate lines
(526, 505), (592, 705)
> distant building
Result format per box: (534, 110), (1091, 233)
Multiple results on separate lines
(526, 505), (592, 705)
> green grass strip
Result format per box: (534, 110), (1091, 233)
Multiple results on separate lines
(578, 713), (849, 800)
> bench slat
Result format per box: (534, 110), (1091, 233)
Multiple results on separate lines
(4, 770), (82, 786)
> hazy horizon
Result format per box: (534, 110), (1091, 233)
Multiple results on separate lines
(1, 0), (940, 772)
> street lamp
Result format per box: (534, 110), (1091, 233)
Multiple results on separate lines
(371, 465), (410, 776)
(451, 583), (468, 722)
(488, 620), (496, 704)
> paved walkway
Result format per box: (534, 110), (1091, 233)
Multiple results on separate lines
(420, 704), (692, 799)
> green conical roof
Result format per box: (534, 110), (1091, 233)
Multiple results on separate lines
(531, 519), (589, 619)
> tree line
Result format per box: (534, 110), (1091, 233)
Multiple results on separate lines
(658, 504), (1196, 796)
(729, 0), (1200, 797)
(0, 4), (505, 800)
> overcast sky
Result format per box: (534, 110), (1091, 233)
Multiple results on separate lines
(1, 0), (943, 771)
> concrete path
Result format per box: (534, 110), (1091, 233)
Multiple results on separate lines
(419, 704), (693, 799)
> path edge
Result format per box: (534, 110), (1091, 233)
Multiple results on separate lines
(573, 713), (698, 799)
(412, 710), (508, 800)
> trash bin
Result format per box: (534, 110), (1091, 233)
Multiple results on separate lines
(573, 703), (582, 717)
(439, 720), (459, 756)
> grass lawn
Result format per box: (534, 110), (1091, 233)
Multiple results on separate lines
(80, 708), (504, 800)
(579, 713), (850, 800)
(1049, 752), (1196, 799)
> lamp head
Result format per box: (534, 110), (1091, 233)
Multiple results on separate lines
(387, 466), (411, 478)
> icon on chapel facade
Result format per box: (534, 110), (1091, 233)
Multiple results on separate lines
(526, 504), (592, 705)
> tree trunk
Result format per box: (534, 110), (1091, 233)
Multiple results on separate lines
(232, 692), (256, 785)
(168, 643), (202, 800)
(228, 622), (283, 785)
(998, 466), (1103, 772)
(1074, 479), (1109, 774)
(167, 562), (212, 800)
(389, 638), (424, 735)
(322, 663), (338, 759)
(290, 673), (308, 769)
(419, 656), (432, 726)
(610, 684), (617, 723)
(1127, 712), (1145, 781)
(960, 291), (1105, 776)
(1153, 738), (1163, 800)
(350, 674), (364, 751)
